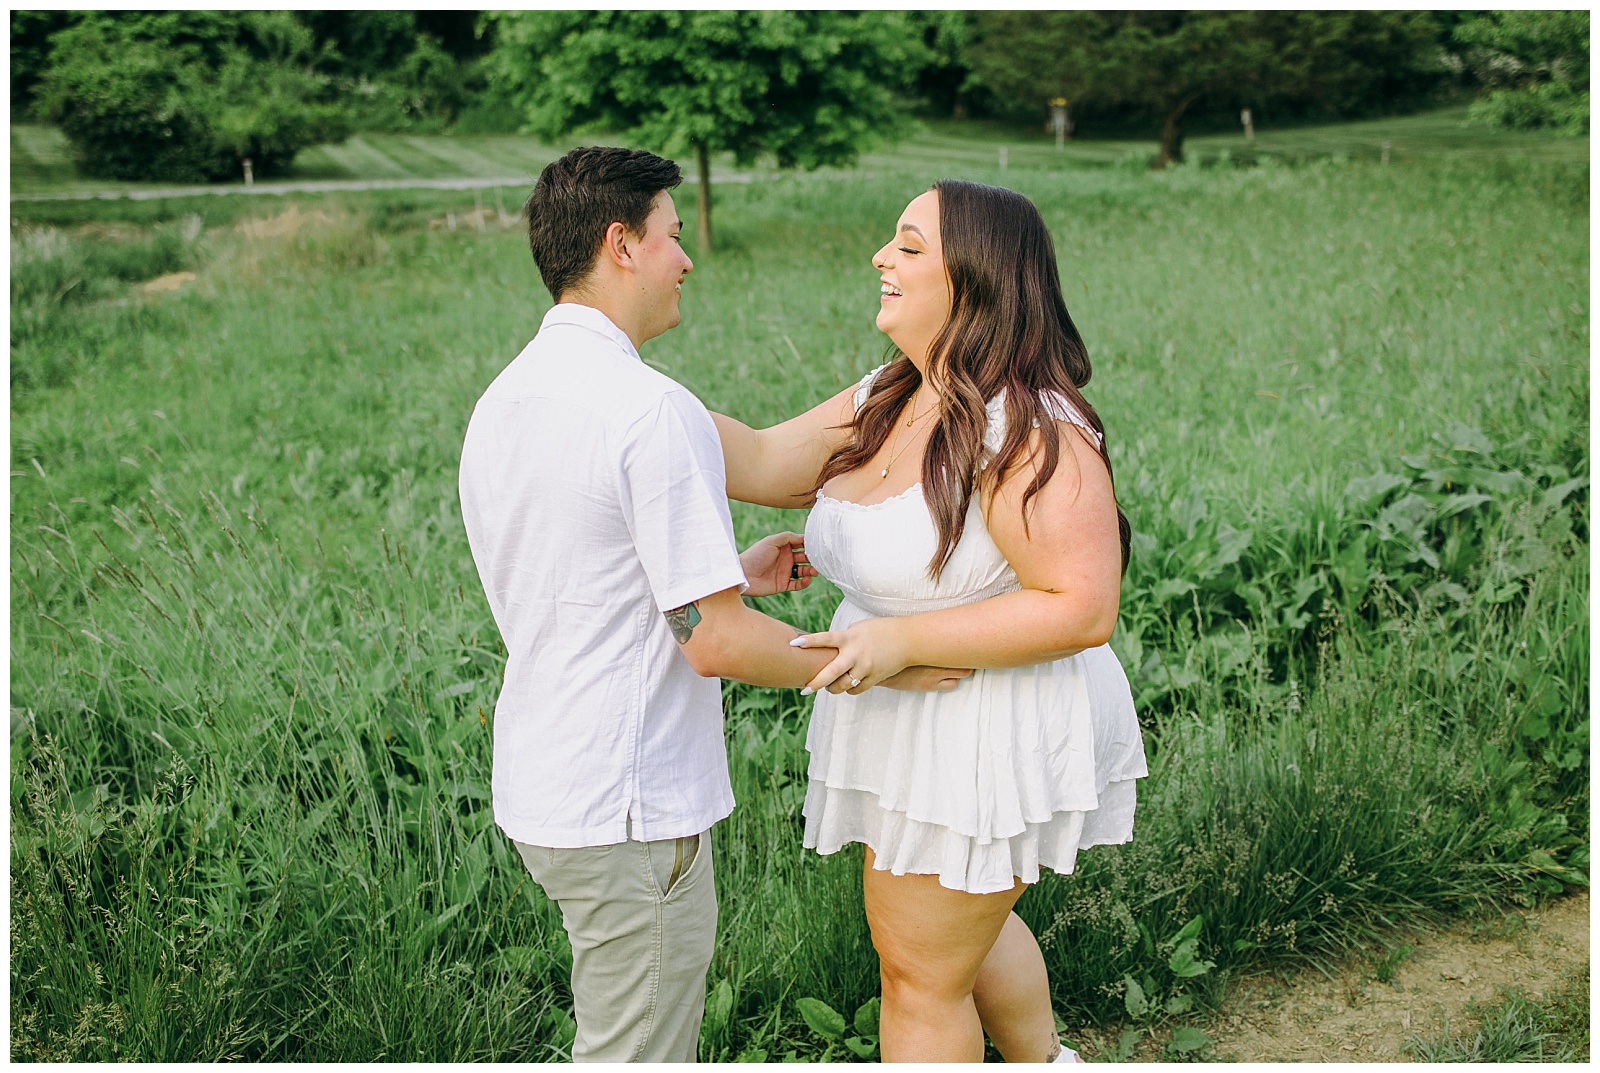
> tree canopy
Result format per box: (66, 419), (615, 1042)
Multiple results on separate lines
(1454, 10), (1589, 136)
(486, 10), (931, 250)
(968, 11), (1446, 165)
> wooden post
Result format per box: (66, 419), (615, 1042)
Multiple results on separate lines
(999, 146), (1008, 171)
(696, 144), (713, 253)
(1049, 98), (1070, 150)
(1381, 141), (1391, 165)
(1240, 109), (1254, 140)
(243, 157), (254, 185)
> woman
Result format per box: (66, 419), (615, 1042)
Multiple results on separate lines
(713, 180), (1146, 1062)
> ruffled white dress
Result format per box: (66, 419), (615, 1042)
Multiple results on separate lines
(801, 367), (1149, 895)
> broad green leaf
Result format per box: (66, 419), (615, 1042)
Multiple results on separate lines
(1344, 471), (1407, 505)
(1539, 476), (1588, 513)
(1169, 915), (1204, 946)
(1151, 577), (1198, 602)
(795, 997), (846, 1041)
(1123, 974), (1148, 1020)
(843, 1036), (878, 1059)
(1167, 1026), (1210, 1053)
(853, 996), (880, 1036)
(1434, 492), (1492, 520)
(705, 978), (733, 1031)
(1165, 993), (1193, 1015)
(1210, 522), (1253, 573)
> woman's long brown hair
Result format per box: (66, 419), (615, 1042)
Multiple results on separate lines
(815, 179), (1132, 581)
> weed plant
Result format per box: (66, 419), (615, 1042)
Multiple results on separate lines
(1404, 965), (1590, 1062)
(10, 149), (1588, 1059)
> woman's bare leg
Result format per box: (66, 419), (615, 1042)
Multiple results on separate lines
(973, 912), (1061, 1061)
(862, 846), (1026, 1062)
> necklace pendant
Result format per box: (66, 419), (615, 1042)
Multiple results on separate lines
(880, 468), (889, 478)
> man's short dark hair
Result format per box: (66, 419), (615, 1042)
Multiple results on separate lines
(524, 147), (683, 300)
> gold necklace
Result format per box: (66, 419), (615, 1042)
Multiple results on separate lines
(879, 395), (938, 479)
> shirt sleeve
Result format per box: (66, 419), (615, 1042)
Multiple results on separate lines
(617, 388), (750, 613)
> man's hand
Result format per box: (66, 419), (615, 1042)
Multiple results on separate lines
(880, 666), (974, 693)
(740, 531), (818, 597)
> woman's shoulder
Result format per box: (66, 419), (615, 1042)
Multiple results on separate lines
(983, 388), (1102, 458)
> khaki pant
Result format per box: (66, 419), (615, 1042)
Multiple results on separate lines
(514, 830), (715, 1062)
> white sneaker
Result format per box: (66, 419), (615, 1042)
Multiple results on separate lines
(1052, 1041), (1084, 1063)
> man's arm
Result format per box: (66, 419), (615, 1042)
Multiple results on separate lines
(667, 586), (834, 688)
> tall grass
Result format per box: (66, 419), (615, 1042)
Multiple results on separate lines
(10, 150), (1587, 1059)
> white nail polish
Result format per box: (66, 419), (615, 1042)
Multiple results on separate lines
(789, 637), (805, 647)
(800, 687), (813, 696)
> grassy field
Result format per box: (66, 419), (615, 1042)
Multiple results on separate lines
(9, 117), (1589, 1060)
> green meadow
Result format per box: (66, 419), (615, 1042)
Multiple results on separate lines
(10, 114), (1588, 1060)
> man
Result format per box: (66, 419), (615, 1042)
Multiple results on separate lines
(458, 147), (963, 1063)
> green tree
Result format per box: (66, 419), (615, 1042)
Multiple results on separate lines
(1454, 11), (1589, 136)
(10, 10), (80, 117)
(486, 10), (929, 250)
(292, 11), (489, 130)
(36, 12), (347, 183)
(969, 11), (1444, 166)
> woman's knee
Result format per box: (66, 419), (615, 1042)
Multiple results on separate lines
(873, 933), (976, 1009)
(877, 961), (969, 1019)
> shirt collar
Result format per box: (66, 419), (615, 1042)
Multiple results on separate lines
(541, 303), (641, 363)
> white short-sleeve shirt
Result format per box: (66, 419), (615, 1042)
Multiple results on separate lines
(459, 303), (748, 847)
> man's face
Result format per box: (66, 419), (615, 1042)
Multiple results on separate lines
(625, 191), (693, 343)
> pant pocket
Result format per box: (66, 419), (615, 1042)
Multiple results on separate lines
(646, 832), (700, 899)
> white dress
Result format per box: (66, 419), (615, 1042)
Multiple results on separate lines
(801, 368), (1149, 895)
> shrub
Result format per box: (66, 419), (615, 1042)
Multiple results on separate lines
(1455, 10), (1589, 136)
(36, 12), (348, 183)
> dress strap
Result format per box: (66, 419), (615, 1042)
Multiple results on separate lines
(852, 363), (890, 414)
(983, 389), (1103, 463)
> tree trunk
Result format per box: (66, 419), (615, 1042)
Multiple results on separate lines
(1155, 98), (1194, 169)
(696, 143), (713, 253)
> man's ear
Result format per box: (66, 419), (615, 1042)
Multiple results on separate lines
(599, 220), (634, 271)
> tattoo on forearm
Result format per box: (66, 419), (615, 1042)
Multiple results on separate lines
(664, 601), (702, 645)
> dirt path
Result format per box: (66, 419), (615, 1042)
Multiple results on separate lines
(1191, 893), (1589, 1062)
(1070, 893), (1590, 1062)
(10, 172), (759, 204)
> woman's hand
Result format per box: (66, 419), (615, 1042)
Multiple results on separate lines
(792, 617), (919, 695)
(739, 531), (818, 597)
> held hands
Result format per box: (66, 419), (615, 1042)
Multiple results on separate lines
(740, 531), (819, 597)
(791, 617), (972, 695)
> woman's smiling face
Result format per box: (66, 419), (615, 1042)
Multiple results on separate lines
(872, 190), (950, 366)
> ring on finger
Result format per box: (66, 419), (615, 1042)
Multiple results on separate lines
(849, 676), (860, 688)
